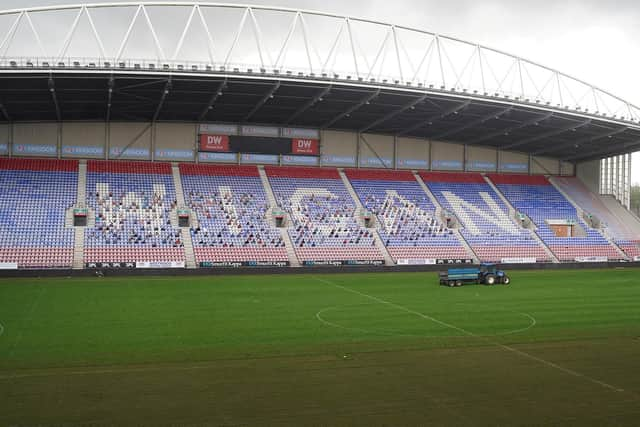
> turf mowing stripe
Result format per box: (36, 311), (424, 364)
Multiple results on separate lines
(0, 321), (4, 337)
(313, 276), (627, 394)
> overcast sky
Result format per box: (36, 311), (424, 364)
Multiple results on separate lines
(5, 0), (640, 183)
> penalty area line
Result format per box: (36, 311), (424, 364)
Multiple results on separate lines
(313, 277), (625, 394)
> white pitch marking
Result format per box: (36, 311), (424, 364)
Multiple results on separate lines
(313, 276), (625, 393)
(316, 303), (537, 338)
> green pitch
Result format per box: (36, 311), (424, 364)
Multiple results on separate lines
(1, 268), (640, 426)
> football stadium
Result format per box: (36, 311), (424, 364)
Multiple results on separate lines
(0, 2), (639, 425)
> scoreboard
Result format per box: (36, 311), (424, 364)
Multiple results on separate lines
(200, 134), (319, 156)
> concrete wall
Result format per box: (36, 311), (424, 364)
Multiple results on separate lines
(576, 159), (601, 193)
(13, 123), (58, 157)
(431, 140), (463, 171)
(359, 133), (393, 168)
(1, 122), (585, 177)
(396, 137), (429, 169)
(321, 130), (357, 167)
(61, 122), (105, 158)
(532, 155), (560, 175)
(467, 145), (497, 171)
(499, 151), (529, 173)
(108, 122), (152, 160)
(0, 124), (9, 155)
(560, 161), (575, 176)
(154, 123), (196, 161)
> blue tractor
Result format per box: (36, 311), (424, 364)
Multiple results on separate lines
(439, 263), (510, 287)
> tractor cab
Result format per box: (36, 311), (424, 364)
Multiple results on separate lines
(478, 263), (510, 285)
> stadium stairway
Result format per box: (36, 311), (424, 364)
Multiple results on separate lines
(548, 176), (628, 261)
(172, 163), (197, 269)
(258, 166), (301, 267)
(412, 171), (479, 263)
(70, 160), (90, 269)
(484, 174), (559, 263)
(412, 171), (480, 263)
(338, 169), (395, 266)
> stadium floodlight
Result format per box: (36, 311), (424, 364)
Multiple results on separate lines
(134, 63), (140, 69)
(118, 62), (125, 68)
(177, 64), (184, 70)
(88, 62), (95, 68)
(192, 65), (198, 71)
(26, 61), (33, 68)
(321, 73), (327, 78)
(73, 61), (80, 67)
(298, 72), (304, 77)
(260, 68), (266, 73)
(286, 70), (292, 75)
(58, 62), (66, 67)
(247, 68), (253, 73)
(42, 61), (49, 67)
(104, 62), (110, 68)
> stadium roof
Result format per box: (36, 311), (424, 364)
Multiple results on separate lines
(0, 2), (638, 162)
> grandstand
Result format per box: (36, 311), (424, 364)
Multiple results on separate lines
(0, 2), (637, 270)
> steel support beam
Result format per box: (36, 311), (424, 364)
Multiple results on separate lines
(106, 76), (114, 122)
(358, 95), (427, 133)
(243, 81), (280, 122)
(198, 80), (227, 122)
(532, 126), (628, 156)
(396, 99), (470, 137)
(0, 101), (10, 121)
(322, 89), (380, 129)
(47, 76), (61, 121)
(466, 112), (553, 145)
(285, 85), (331, 124)
(502, 119), (591, 150)
(431, 105), (512, 140)
(152, 78), (171, 122)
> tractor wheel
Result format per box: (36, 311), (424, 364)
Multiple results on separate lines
(455, 280), (463, 287)
(502, 276), (510, 285)
(448, 281), (455, 287)
(485, 274), (496, 285)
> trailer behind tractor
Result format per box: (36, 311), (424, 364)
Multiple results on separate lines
(439, 263), (510, 287)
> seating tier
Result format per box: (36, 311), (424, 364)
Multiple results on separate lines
(84, 161), (185, 263)
(0, 158), (77, 268)
(266, 168), (383, 262)
(489, 176), (621, 261)
(421, 172), (550, 263)
(180, 166), (287, 264)
(347, 175), (469, 262)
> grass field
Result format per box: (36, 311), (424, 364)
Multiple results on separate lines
(1, 268), (640, 426)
